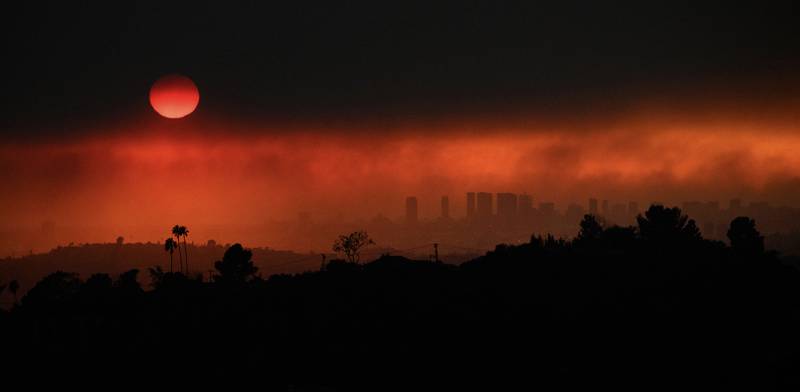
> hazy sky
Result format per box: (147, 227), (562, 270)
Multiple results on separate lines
(2, 1), (800, 238)
(3, 1), (799, 133)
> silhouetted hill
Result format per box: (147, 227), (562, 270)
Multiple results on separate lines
(0, 242), (326, 301)
(2, 207), (800, 389)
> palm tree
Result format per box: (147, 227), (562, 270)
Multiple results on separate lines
(172, 225), (190, 274)
(180, 226), (190, 274)
(164, 238), (178, 273)
(172, 225), (185, 273)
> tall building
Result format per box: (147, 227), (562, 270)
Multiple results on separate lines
(466, 192), (476, 219)
(441, 196), (450, 219)
(729, 198), (742, 213)
(519, 194), (533, 217)
(538, 202), (556, 231)
(476, 192), (493, 219)
(496, 193), (518, 220)
(703, 221), (716, 238)
(405, 196), (418, 224)
(611, 203), (627, 221)
(627, 201), (639, 217)
(589, 198), (598, 215)
(682, 201), (704, 219)
(565, 203), (585, 222)
(539, 202), (555, 215)
(749, 201), (769, 216)
(601, 200), (609, 216)
(683, 201), (698, 211)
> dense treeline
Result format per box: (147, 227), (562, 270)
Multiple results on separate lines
(1, 205), (799, 389)
(0, 242), (324, 297)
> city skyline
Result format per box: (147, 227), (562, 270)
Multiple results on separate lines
(5, 192), (797, 259)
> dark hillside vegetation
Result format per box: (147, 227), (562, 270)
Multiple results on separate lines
(1, 206), (799, 389)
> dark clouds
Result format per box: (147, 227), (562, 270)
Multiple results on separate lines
(2, 1), (799, 137)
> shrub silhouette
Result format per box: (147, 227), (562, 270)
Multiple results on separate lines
(332, 230), (374, 263)
(637, 204), (701, 243)
(114, 269), (142, 292)
(8, 279), (19, 304)
(20, 270), (81, 311)
(728, 216), (765, 255)
(84, 273), (112, 291)
(577, 214), (604, 242)
(213, 243), (258, 284)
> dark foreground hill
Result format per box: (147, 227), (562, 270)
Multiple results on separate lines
(1, 206), (799, 389)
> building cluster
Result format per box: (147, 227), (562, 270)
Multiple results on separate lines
(402, 193), (800, 241)
(272, 194), (800, 259)
(406, 193), (637, 230)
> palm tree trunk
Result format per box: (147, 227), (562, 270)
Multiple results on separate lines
(183, 236), (189, 275)
(170, 251), (174, 273)
(177, 239), (184, 274)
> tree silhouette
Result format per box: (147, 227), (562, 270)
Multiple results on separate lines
(172, 225), (189, 274)
(727, 216), (764, 255)
(164, 237), (178, 273)
(636, 205), (701, 243)
(180, 226), (190, 274)
(171, 225), (184, 273)
(577, 214), (604, 242)
(21, 271), (81, 310)
(213, 243), (258, 284)
(8, 279), (19, 305)
(114, 269), (142, 293)
(84, 273), (112, 291)
(332, 230), (374, 264)
(683, 219), (702, 241)
(148, 266), (165, 288)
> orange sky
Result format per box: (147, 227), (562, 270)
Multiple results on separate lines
(2, 100), (800, 252)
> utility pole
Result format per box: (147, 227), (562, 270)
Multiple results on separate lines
(433, 243), (439, 263)
(320, 254), (327, 271)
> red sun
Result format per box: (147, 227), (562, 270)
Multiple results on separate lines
(149, 74), (200, 119)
